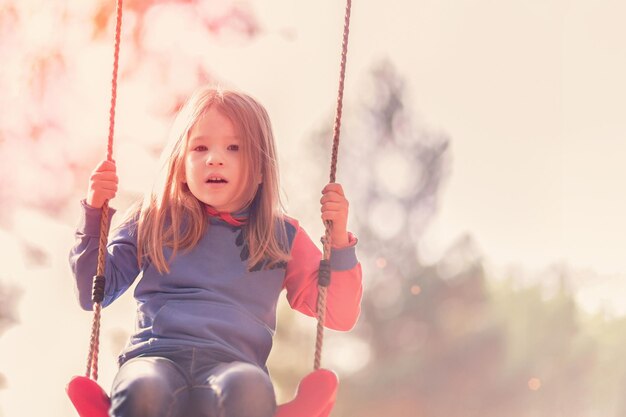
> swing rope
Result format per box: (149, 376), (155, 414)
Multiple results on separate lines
(314, 0), (352, 371)
(85, 0), (124, 382)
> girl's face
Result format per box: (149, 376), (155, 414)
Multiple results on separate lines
(184, 107), (246, 212)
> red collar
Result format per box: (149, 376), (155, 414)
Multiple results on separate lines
(205, 205), (248, 227)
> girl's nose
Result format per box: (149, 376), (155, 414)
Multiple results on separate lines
(206, 151), (224, 166)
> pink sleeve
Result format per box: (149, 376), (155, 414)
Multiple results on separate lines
(283, 219), (363, 331)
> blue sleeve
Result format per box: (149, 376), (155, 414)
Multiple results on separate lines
(69, 200), (141, 310)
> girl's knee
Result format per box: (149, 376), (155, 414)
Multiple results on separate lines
(111, 375), (178, 417)
(110, 358), (189, 417)
(213, 362), (276, 417)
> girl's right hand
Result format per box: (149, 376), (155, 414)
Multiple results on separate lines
(86, 160), (118, 209)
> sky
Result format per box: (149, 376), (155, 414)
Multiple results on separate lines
(400, 1), (626, 277)
(3, 1), (626, 416)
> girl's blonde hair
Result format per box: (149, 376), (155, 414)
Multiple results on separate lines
(131, 87), (290, 274)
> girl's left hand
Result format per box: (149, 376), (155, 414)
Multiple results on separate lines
(320, 183), (350, 248)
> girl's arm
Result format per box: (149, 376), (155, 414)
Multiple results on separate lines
(69, 201), (141, 310)
(283, 221), (363, 331)
(69, 158), (140, 310)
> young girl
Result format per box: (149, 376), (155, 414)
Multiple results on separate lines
(69, 87), (362, 417)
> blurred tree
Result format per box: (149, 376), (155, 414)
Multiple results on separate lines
(282, 60), (608, 417)
(0, 280), (21, 394)
(0, 0), (260, 223)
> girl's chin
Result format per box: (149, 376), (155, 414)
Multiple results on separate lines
(203, 201), (239, 212)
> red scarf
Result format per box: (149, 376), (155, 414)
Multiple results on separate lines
(205, 205), (248, 227)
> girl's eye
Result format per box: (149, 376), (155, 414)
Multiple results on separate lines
(227, 144), (239, 151)
(194, 145), (208, 152)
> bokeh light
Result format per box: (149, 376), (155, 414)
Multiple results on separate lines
(528, 377), (542, 391)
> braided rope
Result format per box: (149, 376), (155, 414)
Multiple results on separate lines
(328, 0), (351, 185)
(107, 0), (123, 162)
(314, 0), (352, 371)
(85, 303), (102, 379)
(85, 0), (124, 381)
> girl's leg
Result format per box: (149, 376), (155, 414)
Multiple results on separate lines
(191, 361), (276, 417)
(110, 356), (191, 417)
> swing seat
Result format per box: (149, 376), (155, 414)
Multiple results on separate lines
(67, 369), (338, 417)
(275, 369), (338, 417)
(67, 376), (110, 417)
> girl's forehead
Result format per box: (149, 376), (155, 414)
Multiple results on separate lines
(189, 109), (238, 138)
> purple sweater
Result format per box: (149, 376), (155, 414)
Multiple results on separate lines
(69, 201), (362, 369)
